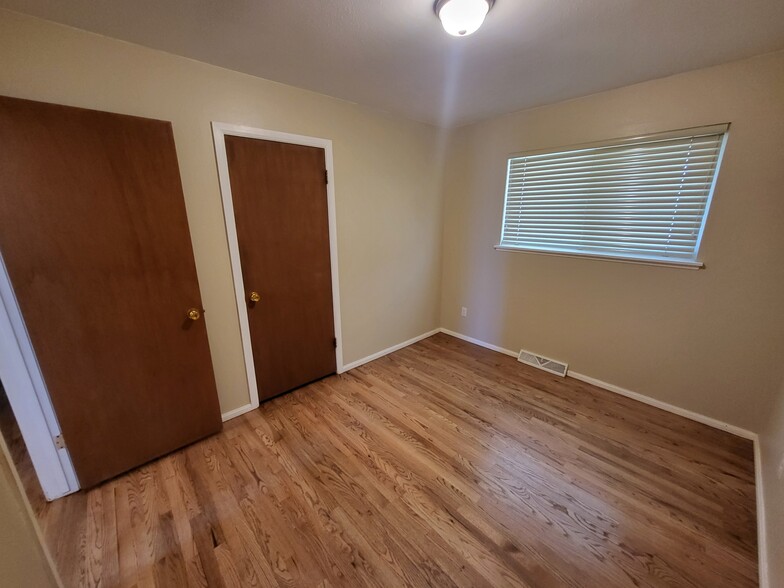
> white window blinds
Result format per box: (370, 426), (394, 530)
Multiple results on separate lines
(499, 125), (728, 266)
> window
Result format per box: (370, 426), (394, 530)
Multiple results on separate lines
(497, 125), (728, 268)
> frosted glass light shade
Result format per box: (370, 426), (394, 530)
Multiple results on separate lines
(436, 0), (492, 37)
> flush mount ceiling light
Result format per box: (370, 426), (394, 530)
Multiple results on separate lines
(434, 0), (495, 37)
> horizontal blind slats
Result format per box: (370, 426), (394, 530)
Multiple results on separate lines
(510, 145), (721, 171)
(507, 202), (708, 210)
(499, 242), (696, 259)
(503, 221), (703, 230)
(501, 239), (696, 254)
(500, 129), (725, 260)
(509, 157), (715, 178)
(503, 220), (701, 231)
(509, 169), (713, 188)
(504, 228), (699, 240)
(515, 137), (722, 164)
(507, 184), (715, 195)
(501, 234), (697, 250)
(505, 194), (710, 202)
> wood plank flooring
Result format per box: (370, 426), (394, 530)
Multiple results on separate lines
(8, 333), (758, 587)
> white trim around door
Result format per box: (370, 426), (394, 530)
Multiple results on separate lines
(211, 122), (344, 417)
(0, 250), (79, 500)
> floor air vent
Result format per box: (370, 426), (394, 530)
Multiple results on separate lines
(517, 349), (568, 377)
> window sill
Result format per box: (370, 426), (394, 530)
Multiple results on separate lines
(493, 245), (705, 270)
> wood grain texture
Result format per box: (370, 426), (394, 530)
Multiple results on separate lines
(0, 96), (222, 487)
(10, 333), (758, 587)
(225, 136), (336, 400)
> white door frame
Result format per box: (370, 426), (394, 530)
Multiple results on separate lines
(211, 122), (344, 417)
(0, 250), (79, 500)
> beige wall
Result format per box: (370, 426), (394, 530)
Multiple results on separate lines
(0, 10), (444, 414)
(440, 51), (784, 432)
(761, 375), (784, 587)
(0, 436), (59, 587)
(2, 9), (783, 585)
(3, 9), (779, 432)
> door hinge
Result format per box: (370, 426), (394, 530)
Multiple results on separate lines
(54, 434), (66, 450)
(333, 337), (337, 349)
(325, 169), (329, 184)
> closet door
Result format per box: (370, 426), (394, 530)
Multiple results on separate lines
(0, 96), (222, 488)
(225, 136), (336, 401)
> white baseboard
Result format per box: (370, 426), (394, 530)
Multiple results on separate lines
(339, 328), (441, 372)
(221, 402), (257, 422)
(567, 370), (756, 440)
(221, 327), (440, 418)
(573, 357), (769, 588)
(440, 328), (756, 439)
(220, 325), (770, 585)
(437, 326), (767, 587)
(439, 328), (517, 357)
(439, 328), (519, 358)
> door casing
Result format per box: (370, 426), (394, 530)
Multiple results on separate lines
(211, 122), (344, 415)
(0, 249), (79, 499)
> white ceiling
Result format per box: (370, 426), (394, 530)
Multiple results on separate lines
(3, 0), (784, 127)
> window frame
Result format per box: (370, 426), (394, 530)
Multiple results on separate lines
(495, 124), (730, 269)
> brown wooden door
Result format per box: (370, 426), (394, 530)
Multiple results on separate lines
(0, 96), (222, 488)
(225, 136), (336, 401)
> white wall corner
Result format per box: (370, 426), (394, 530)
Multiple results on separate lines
(755, 437), (769, 588)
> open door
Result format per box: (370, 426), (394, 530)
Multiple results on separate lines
(0, 96), (222, 488)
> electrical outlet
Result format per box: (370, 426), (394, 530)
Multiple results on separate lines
(778, 453), (784, 480)
(461, 306), (468, 317)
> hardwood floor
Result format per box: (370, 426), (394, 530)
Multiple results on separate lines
(8, 333), (758, 587)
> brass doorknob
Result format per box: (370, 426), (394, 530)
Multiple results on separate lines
(249, 291), (261, 303)
(187, 308), (201, 321)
